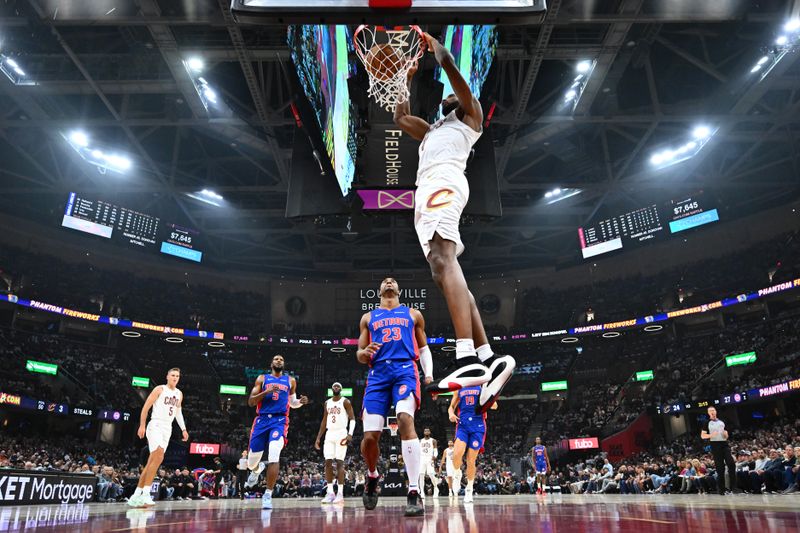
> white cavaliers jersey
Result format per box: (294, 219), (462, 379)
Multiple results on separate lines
(445, 448), (454, 465)
(416, 110), (482, 186)
(325, 398), (347, 431)
(420, 438), (436, 461)
(150, 386), (182, 426)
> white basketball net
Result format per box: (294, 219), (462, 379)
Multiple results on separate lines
(354, 25), (425, 112)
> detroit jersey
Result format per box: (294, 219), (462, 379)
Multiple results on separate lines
(150, 386), (182, 425)
(257, 374), (291, 416)
(456, 386), (484, 423)
(417, 110), (482, 185)
(325, 398), (347, 431)
(368, 306), (418, 365)
(533, 445), (548, 471)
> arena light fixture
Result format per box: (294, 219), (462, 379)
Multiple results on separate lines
(441, 345), (457, 351)
(185, 57), (205, 72)
(185, 189), (224, 207)
(602, 331), (621, 338)
(208, 341), (225, 347)
(544, 187), (583, 205)
(330, 347), (347, 353)
(561, 59), (596, 112)
(0, 53), (35, 86)
(62, 130), (133, 174)
(560, 337), (579, 343)
(165, 336), (184, 343)
(785, 18), (800, 32)
(121, 331), (141, 338)
(643, 324), (663, 332)
(649, 125), (718, 170)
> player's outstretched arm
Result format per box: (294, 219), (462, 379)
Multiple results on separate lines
(423, 32), (482, 129)
(175, 391), (189, 441)
(138, 385), (162, 439)
(392, 60), (430, 141)
(357, 312), (381, 365)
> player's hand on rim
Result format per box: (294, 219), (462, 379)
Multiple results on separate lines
(422, 32), (438, 51)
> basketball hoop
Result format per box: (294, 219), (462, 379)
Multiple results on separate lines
(387, 420), (399, 437)
(354, 25), (425, 112)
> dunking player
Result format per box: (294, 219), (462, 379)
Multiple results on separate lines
(314, 382), (356, 504)
(448, 385), (497, 503)
(357, 277), (433, 516)
(244, 355), (309, 509)
(128, 368), (189, 508)
(531, 437), (551, 494)
(439, 439), (456, 497)
(393, 32), (515, 411)
(419, 428), (440, 499)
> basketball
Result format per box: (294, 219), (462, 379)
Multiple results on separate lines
(365, 44), (402, 82)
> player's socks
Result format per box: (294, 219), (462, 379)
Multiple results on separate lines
(402, 439), (422, 494)
(476, 344), (494, 363)
(326, 483), (335, 495)
(467, 479), (474, 492)
(455, 339), (475, 359)
(453, 470), (463, 495)
(133, 487), (144, 497)
(368, 469), (379, 478)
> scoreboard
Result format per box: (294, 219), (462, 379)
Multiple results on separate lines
(579, 192), (719, 259)
(62, 193), (203, 262)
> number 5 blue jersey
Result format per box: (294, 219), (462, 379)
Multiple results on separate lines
(367, 305), (418, 365)
(257, 374), (291, 416)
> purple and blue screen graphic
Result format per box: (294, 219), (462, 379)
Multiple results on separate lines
(289, 25), (357, 196)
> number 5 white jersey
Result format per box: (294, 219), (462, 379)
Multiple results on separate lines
(150, 386), (182, 426)
(326, 398), (347, 431)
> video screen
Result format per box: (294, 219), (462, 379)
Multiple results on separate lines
(434, 25), (498, 115)
(288, 25), (357, 197)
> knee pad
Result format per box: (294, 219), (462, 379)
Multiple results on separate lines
(267, 439), (284, 464)
(362, 408), (385, 433)
(395, 395), (417, 417)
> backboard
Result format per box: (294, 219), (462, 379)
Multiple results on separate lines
(231, 0), (547, 25)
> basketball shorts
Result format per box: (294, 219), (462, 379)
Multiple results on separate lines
(455, 419), (486, 453)
(414, 175), (469, 258)
(146, 421), (172, 453)
(421, 458), (437, 477)
(536, 462), (548, 475)
(362, 360), (420, 419)
(323, 428), (348, 461)
(249, 414), (288, 454)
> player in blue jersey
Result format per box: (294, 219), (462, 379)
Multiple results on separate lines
(448, 385), (497, 503)
(244, 354), (309, 509)
(531, 437), (550, 495)
(357, 277), (433, 517)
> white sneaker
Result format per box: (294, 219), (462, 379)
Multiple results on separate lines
(246, 463), (265, 488)
(141, 494), (156, 507)
(321, 492), (336, 505)
(334, 491), (344, 505)
(127, 494), (145, 508)
(477, 355), (516, 413)
(463, 489), (474, 503)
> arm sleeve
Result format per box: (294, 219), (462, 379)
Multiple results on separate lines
(289, 394), (303, 409)
(175, 408), (187, 431)
(348, 419), (357, 435)
(419, 345), (433, 379)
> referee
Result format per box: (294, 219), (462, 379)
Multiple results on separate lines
(700, 406), (737, 495)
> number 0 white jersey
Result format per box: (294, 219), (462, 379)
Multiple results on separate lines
(150, 386), (182, 426)
(325, 398), (347, 431)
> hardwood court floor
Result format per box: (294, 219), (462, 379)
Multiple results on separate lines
(2, 494), (799, 532)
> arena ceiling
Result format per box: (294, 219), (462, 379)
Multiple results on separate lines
(0, 0), (799, 275)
